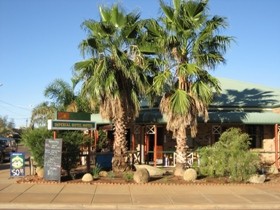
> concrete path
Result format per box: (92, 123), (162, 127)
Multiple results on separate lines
(1, 167), (280, 209)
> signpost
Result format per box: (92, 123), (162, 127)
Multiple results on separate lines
(10, 152), (25, 177)
(47, 112), (96, 174)
(44, 139), (62, 182)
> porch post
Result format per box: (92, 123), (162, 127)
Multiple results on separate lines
(145, 134), (149, 164)
(275, 124), (279, 169)
(94, 129), (98, 149)
(154, 125), (158, 167)
(87, 129), (92, 172)
(132, 125), (135, 151)
(140, 125), (144, 164)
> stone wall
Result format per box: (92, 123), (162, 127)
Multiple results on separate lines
(259, 138), (277, 165)
(256, 125), (278, 165)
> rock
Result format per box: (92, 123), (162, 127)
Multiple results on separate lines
(183, 168), (197, 182)
(268, 165), (279, 174)
(36, 167), (44, 178)
(82, 173), (93, 182)
(133, 168), (149, 184)
(134, 164), (164, 176)
(248, 174), (266, 184)
(99, 171), (108, 177)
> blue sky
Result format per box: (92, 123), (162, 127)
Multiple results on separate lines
(1, 0), (280, 128)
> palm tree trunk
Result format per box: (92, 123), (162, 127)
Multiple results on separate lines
(112, 117), (130, 173)
(174, 125), (187, 176)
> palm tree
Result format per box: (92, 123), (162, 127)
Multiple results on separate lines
(31, 79), (94, 128)
(30, 102), (56, 128)
(31, 79), (76, 128)
(44, 79), (95, 113)
(44, 79), (76, 111)
(74, 4), (149, 172)
(143, 0), (233, 175)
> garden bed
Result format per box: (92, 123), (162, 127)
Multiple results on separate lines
(16, 166), (280, 185)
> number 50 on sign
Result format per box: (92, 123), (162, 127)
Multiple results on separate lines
(10, 153), (25, 177)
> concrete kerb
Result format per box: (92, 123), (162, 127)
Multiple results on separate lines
(1, 203), (280, 210)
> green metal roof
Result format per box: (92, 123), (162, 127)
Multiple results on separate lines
(90, 114), (110, 125)
(212, 78), (280, 108)
(92, 109), (280, 125)
(135, 108), (167, 124)
(91, 78), (280, 125)
(207, 111), (280, 124)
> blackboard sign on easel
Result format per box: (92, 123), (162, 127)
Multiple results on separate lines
(44, 138), (62, 182)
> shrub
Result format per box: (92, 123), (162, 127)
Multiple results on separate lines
(197, 128), (260, 181)
(92, 163), (101, 179)
(22, 128), (85, 176)
(123, 171), (134, 182)
(107, 171), (115, 179)
(57, 131), (84, 176)
(21, 128), (52, 167)
(96, 129), (112, 152)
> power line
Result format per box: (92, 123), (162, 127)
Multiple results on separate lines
(0, 104), (19, 115)
(0, 99), (32, 111)
(0, 104), (30, 116)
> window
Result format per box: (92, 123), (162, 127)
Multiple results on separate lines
(247, 125), (263, 148)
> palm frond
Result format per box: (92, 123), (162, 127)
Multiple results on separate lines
(153, 70), (172, 95)
(160, 0), (174, 23)
(111, 5), (126, 28)
(169, 89), (190, 115)
(99, 6), (111, 22)
(177, 63), (199, 78)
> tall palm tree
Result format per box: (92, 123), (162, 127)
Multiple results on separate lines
(143, 0), (233, 175)
(74, 4), (149, 172)
(44, 79), (76, 111)
(30, 102), (56, 128)
(31, 79), (94, 128)
(44, 79), (95, 113)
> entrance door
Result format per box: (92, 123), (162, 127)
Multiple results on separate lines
(144, 126), (164, 165)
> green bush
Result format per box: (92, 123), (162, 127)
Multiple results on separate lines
(107, 171), (115, 179)
(197, 128), (260, 181)
(57, 131), (84, 176)
(22, 128), (85, 176)
(92, 163), (101, 179)
(123, 171), (134, 182)
(21, 128), (52, 167)
(96, 129), (111, 152)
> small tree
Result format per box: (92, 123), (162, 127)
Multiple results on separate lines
(57, 131), (84, 176)
(96, 130), (112, 152)
(0, 115), (15, 135)
(21, 128), (52, 167)
(22, 128), (85, 176)
(198, 128), (260, 181)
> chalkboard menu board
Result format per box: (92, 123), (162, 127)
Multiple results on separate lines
(44, 138), (62, 182)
